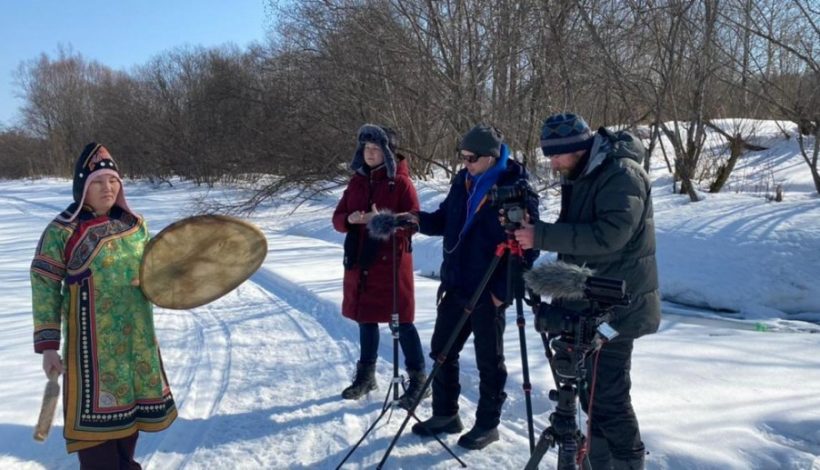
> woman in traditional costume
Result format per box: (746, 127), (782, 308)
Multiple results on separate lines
(31, 143), (176, 468)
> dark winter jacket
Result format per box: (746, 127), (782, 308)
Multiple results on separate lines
(333, 158), (419, 323)
(533, 128), (661, 339)
(419, 160), (539, 303)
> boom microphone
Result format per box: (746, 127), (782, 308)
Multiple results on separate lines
(367, 211), (417, 241)
(524, 261), (629, 306)
(523, 261), (594, 300)
(367, 210), (399, 241)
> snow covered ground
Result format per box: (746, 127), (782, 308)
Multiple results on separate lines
(0, 121), (818, 469)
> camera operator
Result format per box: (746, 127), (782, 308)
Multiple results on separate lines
(401, 124), (539, 450)
(513, 113), (661, 470)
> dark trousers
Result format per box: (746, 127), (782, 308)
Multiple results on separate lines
(359, 322), (426, 371)
(77, 432), (141, 470)
(429, 291), (507, 429)
(580, 339), (645, 466)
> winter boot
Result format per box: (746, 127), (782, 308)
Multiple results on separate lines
(398, 369), (432, 410)
(457, 424), (499, 450)
(411, 414), (464, 436)
(341, 361), (377, 400)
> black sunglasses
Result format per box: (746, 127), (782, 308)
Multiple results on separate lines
(459, 152), (482, 163)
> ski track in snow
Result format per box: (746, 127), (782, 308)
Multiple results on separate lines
(139, 305), (234, 469)
(758, 421), (820, 463)
(0, 194), (66, 217)
(131, 234), (537, 469)
(132, 257), (375, 469)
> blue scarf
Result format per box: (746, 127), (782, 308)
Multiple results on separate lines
(461, 143), (509, 237)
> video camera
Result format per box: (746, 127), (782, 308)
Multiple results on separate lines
(534, 273), (628, 335)
(488, 179), (533, 231)
(533, 274), (628, 378)
(534, 303), (613, 379)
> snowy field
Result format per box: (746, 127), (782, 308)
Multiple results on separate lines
(0, 120), (818, 469)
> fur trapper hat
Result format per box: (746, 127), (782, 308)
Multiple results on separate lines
(350, 124), (397, 178)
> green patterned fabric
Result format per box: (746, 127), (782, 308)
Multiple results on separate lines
(31, 207), (176, 452)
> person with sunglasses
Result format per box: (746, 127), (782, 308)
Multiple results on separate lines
(405, 124), (539, 450)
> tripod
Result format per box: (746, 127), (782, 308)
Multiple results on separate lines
(525, 298), (625, 470)
(377, 235), (531, 468)
(336, 230), (463, 469)
(505, 235), (537, 453)
(524, 331), (595, 470)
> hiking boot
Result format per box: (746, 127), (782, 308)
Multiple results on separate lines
(457, 425), (499, 450)
(398, 369), (432, 410)
(341, 361), (377, 400)
(411, 414), (464, 436)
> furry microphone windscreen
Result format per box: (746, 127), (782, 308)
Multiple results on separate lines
(367, 210), (398, 241)
(523, 261), (596, 300)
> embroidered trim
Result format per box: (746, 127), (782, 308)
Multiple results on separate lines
(65, 212), (139, 273)
(31, 255), (66, 281)
(34, 327), (61, 352)
(65, 275), (176, 438)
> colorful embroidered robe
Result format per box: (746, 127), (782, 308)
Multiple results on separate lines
(31, 207), (176, 452)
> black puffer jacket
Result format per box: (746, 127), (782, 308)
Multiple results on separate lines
(534, 128), (661, 339)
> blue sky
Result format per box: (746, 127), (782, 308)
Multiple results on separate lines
(0, 0), (271, 127)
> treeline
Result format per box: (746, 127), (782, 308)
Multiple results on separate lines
(0, 0), (817, 201)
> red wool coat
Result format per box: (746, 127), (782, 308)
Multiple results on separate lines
(332, 159), (419, 323)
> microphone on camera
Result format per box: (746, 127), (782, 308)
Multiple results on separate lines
(525, 261), (629, 307)
(367, 210), (417, 241)
(523, 261), (595, 300)
(527, 261), (625, 342)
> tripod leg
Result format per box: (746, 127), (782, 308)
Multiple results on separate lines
(376, 339), (469, 469)
(507, 243), (535, 453)
(335, 396), (393, 469)
(406, 409), (466, 466)
(524, 428), (555, 470)
(376, 245), (507, 469)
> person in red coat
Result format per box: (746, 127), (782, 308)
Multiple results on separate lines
(332, 124), (429, 409)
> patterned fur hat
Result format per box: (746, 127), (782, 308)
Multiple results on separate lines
(350, 124), (397, 178)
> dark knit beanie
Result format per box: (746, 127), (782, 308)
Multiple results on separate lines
(459, 124), (503, 158)
(540, 113), (595, 156)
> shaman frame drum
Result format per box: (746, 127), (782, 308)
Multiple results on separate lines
(140, 215), (267, 309)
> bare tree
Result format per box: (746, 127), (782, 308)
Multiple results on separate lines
(4, 0), (816, 202)
(718, 0), (819, 193)
(14, 47), (111, 174)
